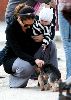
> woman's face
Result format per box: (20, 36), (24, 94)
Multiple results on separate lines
(17, 16), (34, 30)
(22, 19), (34, 29)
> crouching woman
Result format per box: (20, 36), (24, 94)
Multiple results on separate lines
(3, 4), (44, 88)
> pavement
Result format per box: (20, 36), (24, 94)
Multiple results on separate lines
(0, 22), (69, 100)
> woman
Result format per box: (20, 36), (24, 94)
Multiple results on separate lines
(2, 4), (60, 88)
(58, 0), (71, 78)
(3, 5), (44, 88)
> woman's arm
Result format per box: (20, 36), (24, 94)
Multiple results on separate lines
(6, 25), (35, 65)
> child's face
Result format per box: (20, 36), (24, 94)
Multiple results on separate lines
(40, 19), (50, 26)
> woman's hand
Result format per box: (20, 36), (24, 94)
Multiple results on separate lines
(35, 59), (45, 68)
(32, 34), (43, 42)
(17, 16), (24, 27)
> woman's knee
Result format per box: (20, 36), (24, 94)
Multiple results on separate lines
(12, 58), (34, 78)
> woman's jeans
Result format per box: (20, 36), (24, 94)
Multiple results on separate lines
(9, 58), (34, 88)
(58, 9), (71, 78)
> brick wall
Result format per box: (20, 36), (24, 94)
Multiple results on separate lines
(0, 0), (8, 21)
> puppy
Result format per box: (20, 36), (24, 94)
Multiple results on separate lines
(38, 73), (61, 91)
(38, 70), (50, 91)
(37, 65), (60, 92)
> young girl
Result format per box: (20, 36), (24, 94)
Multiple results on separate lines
(32, 7), (53, 50)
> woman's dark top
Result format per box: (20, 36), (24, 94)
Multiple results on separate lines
(5, 20), (42, 66)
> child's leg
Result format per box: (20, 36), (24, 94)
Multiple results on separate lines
(34, 41), (58, 68)
(48, 41), (58, 68)
(43, 41), (61, 82)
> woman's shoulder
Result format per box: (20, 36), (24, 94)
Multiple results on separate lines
(5, 19), (20, 32)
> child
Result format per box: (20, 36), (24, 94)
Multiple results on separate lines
(31, 7), (61, 83)
(33, 7), (54, 50)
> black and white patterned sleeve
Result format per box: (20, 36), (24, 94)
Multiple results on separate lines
(33, 21), (44, 36)
(43, 26), (51, 46)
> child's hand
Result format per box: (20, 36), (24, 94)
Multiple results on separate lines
(42, 44), (47, 50)
(32, 34), (43, 42)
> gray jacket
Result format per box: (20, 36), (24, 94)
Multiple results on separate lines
(5, 0), (27, 24)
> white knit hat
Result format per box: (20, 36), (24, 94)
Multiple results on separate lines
(39, 7), (53, 23)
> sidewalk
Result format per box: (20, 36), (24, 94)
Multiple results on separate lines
(0, 22), (67, 100)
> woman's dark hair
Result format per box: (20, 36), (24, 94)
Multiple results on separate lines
(14, 3), (35, 20)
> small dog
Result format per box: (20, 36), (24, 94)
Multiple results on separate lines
(35, 64), (61, 91)
(38, 70), (60, 91)
(38, 69), (50, 91)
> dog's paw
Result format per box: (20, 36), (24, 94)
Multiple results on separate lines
(44, 83), (51, 91)
(50, 81), (59, 92)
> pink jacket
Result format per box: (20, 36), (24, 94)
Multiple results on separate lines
(59, 0), (71, 3)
